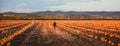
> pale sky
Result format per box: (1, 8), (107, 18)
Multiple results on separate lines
(0, 0), (120, 13)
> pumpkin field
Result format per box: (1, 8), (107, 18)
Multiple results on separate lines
(0, 20), (120, 46)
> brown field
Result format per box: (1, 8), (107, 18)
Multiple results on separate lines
(0, 20), (120, 46)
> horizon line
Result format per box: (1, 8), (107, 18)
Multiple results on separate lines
(1, 10), (120, 13)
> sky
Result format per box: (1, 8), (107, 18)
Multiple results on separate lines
(0, 0), (120, 13)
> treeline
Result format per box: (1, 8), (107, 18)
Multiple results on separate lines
(0, 11), (120, 20)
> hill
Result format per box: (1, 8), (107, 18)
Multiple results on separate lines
(0, 11), (120, 20)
